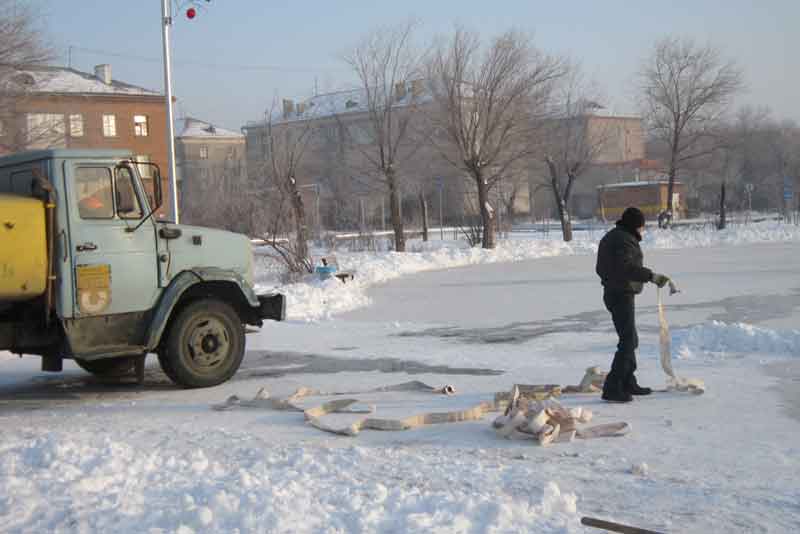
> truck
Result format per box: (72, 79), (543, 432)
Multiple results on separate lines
(0, 149), (285, 387)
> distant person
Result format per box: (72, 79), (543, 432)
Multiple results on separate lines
(78, 186), (112, 218)
(595, 207), (670, 402)
(657, 210), (672, 229)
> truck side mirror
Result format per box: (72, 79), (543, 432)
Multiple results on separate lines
(152, 166), (163, 209)
(116, 185), (135, 214)
(133, 161), (163, 211)
(114, 166), (136, 214)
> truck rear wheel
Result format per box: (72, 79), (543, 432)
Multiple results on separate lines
(74, 357), (136, 378)
(159, 299), (245, 388)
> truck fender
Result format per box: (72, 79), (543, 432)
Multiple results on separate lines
(145, 268), (260, 351)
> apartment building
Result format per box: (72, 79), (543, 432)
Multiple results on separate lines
(1, 64), (172, 217)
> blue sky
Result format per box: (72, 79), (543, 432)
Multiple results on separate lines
(40, 0), (798, 129)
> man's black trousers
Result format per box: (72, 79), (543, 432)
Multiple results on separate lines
(603, 290), (638, 389)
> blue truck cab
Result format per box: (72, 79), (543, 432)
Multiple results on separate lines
(0, 149), (284, 387)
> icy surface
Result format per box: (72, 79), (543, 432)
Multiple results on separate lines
(258, 221), (800, 321)
(2, 227), (800, 533)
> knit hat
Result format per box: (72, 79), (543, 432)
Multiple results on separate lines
(618, 207), (646, 231)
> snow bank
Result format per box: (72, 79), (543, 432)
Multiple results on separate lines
(256, 221), (800, 321)
(673, 321), (800, 360)
(642, 221), (800, 249)
(0, 432), (579, 533)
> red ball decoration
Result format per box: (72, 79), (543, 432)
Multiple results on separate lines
(186, 7), (197, 19)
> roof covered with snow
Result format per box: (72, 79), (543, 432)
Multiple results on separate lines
(15, 66), (160, 97)
(176, 117), (243, 140)
(248, 80), (433, 127)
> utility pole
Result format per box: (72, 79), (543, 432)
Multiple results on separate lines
(315, 184), (321, 239)
(437, 178), (444, 241)
(161, 0), (180, 223)
(497, 177), (503, 239)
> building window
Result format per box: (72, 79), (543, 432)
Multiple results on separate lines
(199, 146), (208, 160)
(348, 124), (375, 145)
(135, 154), (152, 178)
(26, 113), (66, 148)
(102, 114), (117, 137)
(69, 114), (84, 137)
(134, 115), (149, 137)
(0, 118), (5, 137)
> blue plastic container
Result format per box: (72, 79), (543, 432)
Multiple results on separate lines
(315, 265), (337, 280)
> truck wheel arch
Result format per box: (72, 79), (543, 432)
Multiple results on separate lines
(145, 269), (261, 351)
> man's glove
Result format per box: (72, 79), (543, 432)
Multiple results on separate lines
(652, 273), (670, 288)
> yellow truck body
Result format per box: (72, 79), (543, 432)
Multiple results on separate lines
(0, 194), (47, 300)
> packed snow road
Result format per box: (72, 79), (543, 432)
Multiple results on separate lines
(1, 241), (799, 533)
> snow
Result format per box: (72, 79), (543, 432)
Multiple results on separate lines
(0, 431), (580, 533)
(2, 223), (800, 533)
(597, 180), (674, 189)
(176, 118), (244, 139)
(673, 321), (800, 359)
(23, 67), (160, 96)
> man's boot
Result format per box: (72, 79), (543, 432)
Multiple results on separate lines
(626, 374), (652, 396)
(603, 352), (634, 402)
(602, 377), (633, 403)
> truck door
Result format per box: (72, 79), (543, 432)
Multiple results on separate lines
(65, 163), (159, 318)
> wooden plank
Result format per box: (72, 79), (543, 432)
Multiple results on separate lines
(581, 516), (664, 534)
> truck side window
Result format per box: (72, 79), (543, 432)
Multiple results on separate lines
(76, 167), (114, 219)
(115, 166), (143, 219)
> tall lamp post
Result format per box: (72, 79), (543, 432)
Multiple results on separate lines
(160, 0), (179, 222)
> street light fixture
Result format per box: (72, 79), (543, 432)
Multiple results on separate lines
(160, 0), (211, 223)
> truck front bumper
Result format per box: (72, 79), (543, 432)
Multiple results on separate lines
(257, 293), (286, 322)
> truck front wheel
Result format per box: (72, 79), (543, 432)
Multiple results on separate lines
(159, 299), (245, 388)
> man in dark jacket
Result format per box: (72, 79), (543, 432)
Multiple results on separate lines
(596, 207), (670, 402)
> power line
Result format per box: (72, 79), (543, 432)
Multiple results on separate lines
(68, 45), (344, 74)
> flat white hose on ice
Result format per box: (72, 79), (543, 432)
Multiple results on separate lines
(658, 284), (705, 394)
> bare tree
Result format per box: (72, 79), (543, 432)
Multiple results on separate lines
(542, 66), (611, 241)
(340, 21), (426, 252)
(259, 101), (318, 274)
(0, 0), (55, 153)
(426, 28), (563, 248)
(639, 36), (744, 226)
(180, 158), (251, 234)
(416, 185), (430, 241)
(708, 108), (772, 229)
(707, 133), (740, 230)
(763, 119), (800, 216)
(498, 173), (525, 230)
